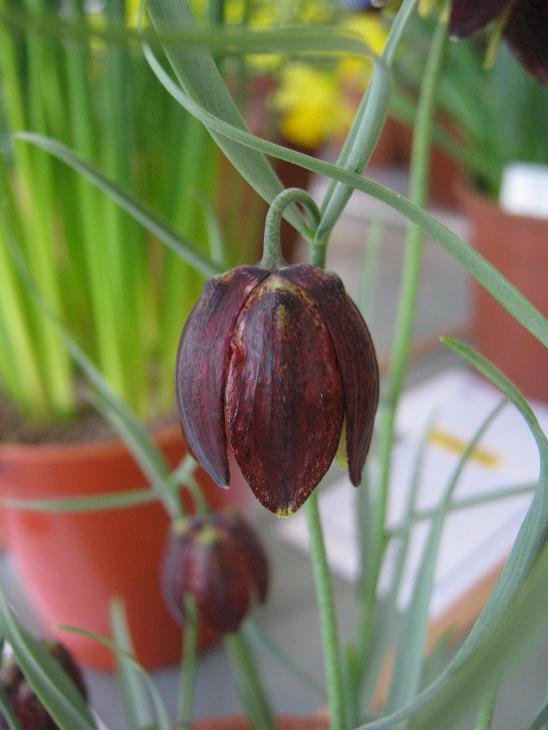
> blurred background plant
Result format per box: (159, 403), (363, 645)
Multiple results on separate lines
(0, 0), (224, 428)
(389, 10), (548, 198)
(0, 0), (386, 434)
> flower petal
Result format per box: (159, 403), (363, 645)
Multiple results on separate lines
(176, 267), (269, 486)
(505, 0), (548, 85)
(282, 266), (379, 487)
(193, 537), (252, 632)
(217, 509), (269, 602)
(161, 523), (199, 626)
(449, 0), (506, 38)
(225, 275), (344, 515)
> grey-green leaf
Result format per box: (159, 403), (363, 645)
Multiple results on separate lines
(0, 590), (96, 730)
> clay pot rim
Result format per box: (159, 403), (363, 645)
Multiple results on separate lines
(0, 421), (182, 462)
(457, 181), (548, 230)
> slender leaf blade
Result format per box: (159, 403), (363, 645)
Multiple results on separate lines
(385, 401), (506, 718)
(140, 44), (548, 348)
(0, 590), (96, 730)
(355, 343), (548, 729)
(14, 133), (220, 279)
(110, 599), (153, 729)
(60, 627), (171, 730)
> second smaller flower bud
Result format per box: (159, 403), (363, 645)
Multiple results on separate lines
(162, 508), (269, 635)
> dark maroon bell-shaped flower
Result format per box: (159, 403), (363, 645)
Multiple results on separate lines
(0, 641), (87, 730)
(162, 509), (269, 634)
(449, 0), (548, 84)
(176, 263), (379, 516)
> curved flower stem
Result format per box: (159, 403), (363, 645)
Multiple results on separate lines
(360, 8), (450, 696)
(305, 491), (347, 730)
(261, 187), (321, 269)
(225, 631), (277, 730)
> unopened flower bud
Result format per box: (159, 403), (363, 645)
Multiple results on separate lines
(176, 263), (379, 515)
(162, 509), (269, 634)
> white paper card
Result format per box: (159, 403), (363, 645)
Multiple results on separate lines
(277, 369), (548, 619)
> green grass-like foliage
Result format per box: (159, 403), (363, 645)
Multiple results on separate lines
(0, 0), (250, 424)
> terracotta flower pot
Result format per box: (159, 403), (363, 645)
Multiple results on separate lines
(460, 185), (548, 401)
(392, 119), (464, 209)
(191, 716), (328, 730)
(0, 426), (250, 670)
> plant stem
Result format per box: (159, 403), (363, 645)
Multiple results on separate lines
(178, 596), (198, 729)
(224, 631), (277, 730)
(316, 0), (419, 246)
(474, 686), (498, 730)
(261, 188), (320, 269)
(305, 492), (346, 730)
(355, 10), (449, 718)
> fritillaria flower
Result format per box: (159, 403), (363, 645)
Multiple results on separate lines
(176, 264), (379, 516)
(162, 509), (269, 634)
(449, 0), (548, 84)
(0, 642), (87, 730)
(369, 0), (547, 84)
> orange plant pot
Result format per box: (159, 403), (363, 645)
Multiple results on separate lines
(192, 716), (328, 730)
(460, 185), (548, 402)
(0, 426), (250, 671)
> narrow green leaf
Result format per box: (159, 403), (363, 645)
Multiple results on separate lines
(526, 699), (548, 730)
(145, 0), (301, 236)
(0, 590), (96, 730)
(194, 190), (228, 268)
(0, 687), (23, 730)
(388, 483), (536, 538)
(357, 220), (383, 320)
(14, 133), (220, 279)
(419, 630), (453, 693)
(359, 416), (434, 716)
(473, 687), (498, 730)
(0, 488), (160, 513)
(386, 400), (506, 719)
(441, 339), (547, 455)
(85, 391), (181, 519)
(242, 619), (325, 699)
(178, 595), (198, 728)
(0, 456), (200, 514)
(110, 599), (153, 730)
(140, 45), (548, 348)
(60, 627), (171, 730)
(355, 343), (548, 729)
(224, 631), (277, 730)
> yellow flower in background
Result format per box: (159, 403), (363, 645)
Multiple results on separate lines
(338, 13), (388, 90)
(271, 64), (354, 149)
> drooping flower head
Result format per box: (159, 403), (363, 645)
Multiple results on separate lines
(162, 509), (269, 634)
(449, 0), (548, 84)
(369, 0), (547, 84)
(176, 262), (379, 516)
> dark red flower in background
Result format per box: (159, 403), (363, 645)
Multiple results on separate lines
(162, 509), (269, 634)
(0, 642), (87, 730)
(449, 0), (548, 84)
(176, 264), (379, 516)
